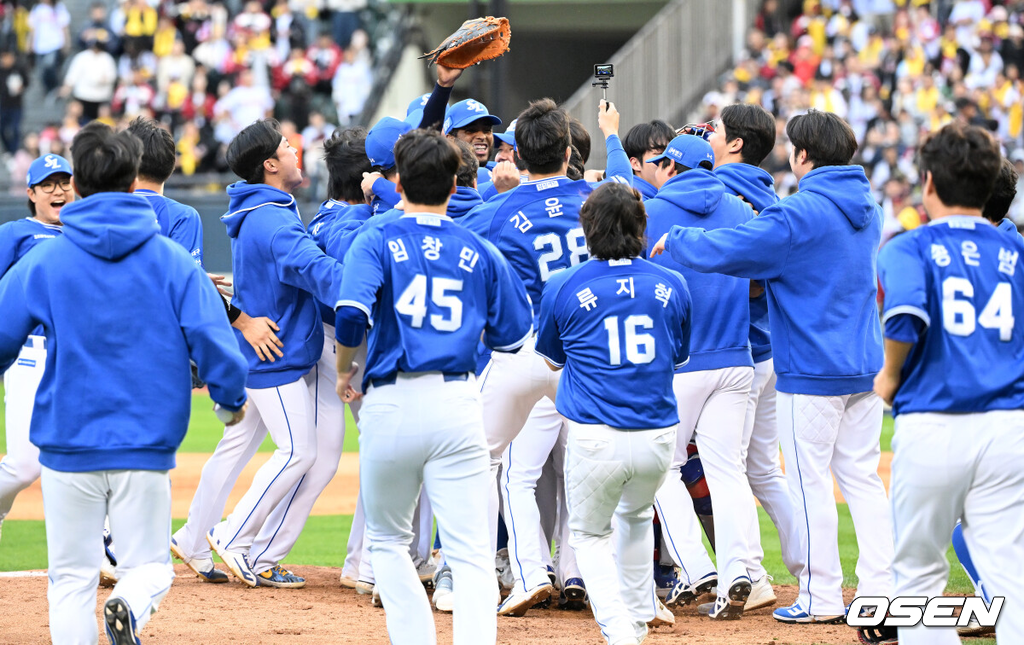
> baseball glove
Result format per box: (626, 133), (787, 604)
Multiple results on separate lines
(419, 16), (511, 69)
(856, 626), (898, 645)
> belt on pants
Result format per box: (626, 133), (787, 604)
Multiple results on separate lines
(368, 371), (469, 389)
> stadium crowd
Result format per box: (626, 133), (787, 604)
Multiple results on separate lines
(0, 0), (378, 186)
(688, 0), (1024, 238)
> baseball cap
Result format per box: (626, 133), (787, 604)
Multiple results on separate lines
(365, 111), (422, 169)
(407, 93), (431, 117)
(442, 99), (502, 135)
(646, 135), (715, 169)
(494, 118), (517, 148)
(27, 154), (73, 187)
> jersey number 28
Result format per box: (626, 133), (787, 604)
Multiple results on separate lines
(396, 275), (463, 332)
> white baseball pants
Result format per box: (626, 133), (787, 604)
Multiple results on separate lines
(501, 396), (580, 593)
(249, 327), (353, 573)
(42, 467), (174, 645)
(892, 410), (1024, 645)
(565, 421), (676, 645)
(480, 336), (559, 552)
(777, 391), (893, 616)
(740, 359), (799, 579)
(655, 366), (758, 589)
(359, 373), (497, 645)
(0, 337), (45, 521)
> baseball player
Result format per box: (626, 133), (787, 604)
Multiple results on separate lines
(646, 133), (759, 620)
(621, 120), (676, 200)
(874, 122), (1024, 645)
(477, 119), (520, 201)
(0, 153), (73, 539)
(459, 97), (592, 615)
(174, 119), (345, 589)
(0, 122), (248, 645)
(443, 98), (502, 184)
(651, 109), (893, 623)
(709, 103), (800, 605)
(535, 182), (691, 645)
(333, 129), (533, 645)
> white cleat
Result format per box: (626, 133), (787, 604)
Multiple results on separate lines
(648, 597), (675, 627)
(497, 582), (553, 617)
(433, 565), (454, 612)
(744, 574), (776, 611)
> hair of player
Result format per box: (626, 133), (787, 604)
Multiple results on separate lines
(919, 122), (1001, 211)
(226, 118), (282, 184)
(983, 157), (1019, 223)
(622, 120), (675, 167)
(579, 182), (647, 260)
(70, 122), (142, 198)
(126, 116), (176, 184)
(785, 109), (857, 169)
(567, 144), (585, 181)
(720, 104), (776, 167)
(450, 138), (479, 188)
(323, 126), (371, 203)
(393, 129), (460, 206)
(515, 98), (571, 175)
(569, 118), (591, 165)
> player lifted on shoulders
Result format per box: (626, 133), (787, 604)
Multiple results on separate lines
(535, 183), (691, 645)
(874, 123), (1024, 645)
(333, 129), (533, 645)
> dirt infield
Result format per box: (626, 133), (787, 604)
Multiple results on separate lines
(0, 565), (866, 644)
(2, 452), (892, 521)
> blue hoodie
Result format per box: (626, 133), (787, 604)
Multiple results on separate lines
(646, 169), (754, 372)
(0, 193), (247, 473)
(222, 182), (345, 388)
(715, 163), (780, 364)
(449, 185), (483, 218)
(663, 165), (883, 395)
(632, 176), (659, 200)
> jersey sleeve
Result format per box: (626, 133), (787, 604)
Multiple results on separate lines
(269, 221), (346, 309)
(336, 227), (385, 325)
(371, 178), (401, 213)
(534, 270), (570, 367)
(665, 203), (793, 280)
(878, 234), (930, 328)
(671, 273), (693, 369)
(0, 225), (18, 278)
(0, 264), (36, 372)
(169, 207), (205, 268)
(482, 239), (534, 352)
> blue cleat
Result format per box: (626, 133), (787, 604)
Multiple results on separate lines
(256, 565), (306, 589)
(773, 602), (845, 624)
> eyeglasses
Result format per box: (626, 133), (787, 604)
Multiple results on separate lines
(678, 121), (718, 141)
(34, 178), (72, 194)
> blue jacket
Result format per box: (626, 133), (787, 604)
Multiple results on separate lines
(715, 163), (780, 363)
(0, 193), (247, 473)
(664, 165), (883, 395)
(646, 169), (754, 372)
(222, 182), (345, 388)
(136, 189), (205, 267)
(633, 176), (659, 200)
(449, 186), (483, 219)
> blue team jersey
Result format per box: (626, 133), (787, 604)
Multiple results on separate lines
(0, 217), (63, 277)
(461, 176), (593, 326)
(135, 190), (204, 267)
(310, 200), (371, 324)
(878, 216), (1024, 415)
(536, 258), (691, 430)
(338, 212), (534, 390)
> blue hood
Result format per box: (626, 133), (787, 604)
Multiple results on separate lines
(60, 193), (160, 261)
(655, 169), (724, 217)
(223, 182), (298, 239)
(798, 165), (877, 231)
(714, 164), (779, 213)
(449, 186), (483, 219)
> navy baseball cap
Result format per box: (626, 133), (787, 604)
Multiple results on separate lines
(365, 111), (422, 169)
(27, 154), (73, 187)
(647, 135), (715, 169)
(494, 118), (517, 148)
(407, 93), (432, 116)
(443, 99), (502, 135)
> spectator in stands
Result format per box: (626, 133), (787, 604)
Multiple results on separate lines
(61, 35), (118, 123)
(122, 0), (159, 53)
(1003, 24), (1024, 76)
(174, 0), (217, 55)
(325, 0), (365, 49)
(192, 22), (232, 75)
(157, 39), (196, 99)
(213, 68), (273, 143)
(153, 15), (182, 58)
(949, 0), (986, 50)
(112, 67), (156, 117)
(332, 43), (372, 125)
(0, 48), (28, 154)
(27, 0), (70, 94)
(78, 2), (118, 55)
(7, 131), (39, 194)
(307, 33), (342, 94)
(966, 33), (1004, 90)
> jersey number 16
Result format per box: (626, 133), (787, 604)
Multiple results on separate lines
(603, 315), (655, 366)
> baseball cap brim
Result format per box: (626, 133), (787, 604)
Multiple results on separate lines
(494, 131), (515, 147)
(449, 114), (502, 131)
